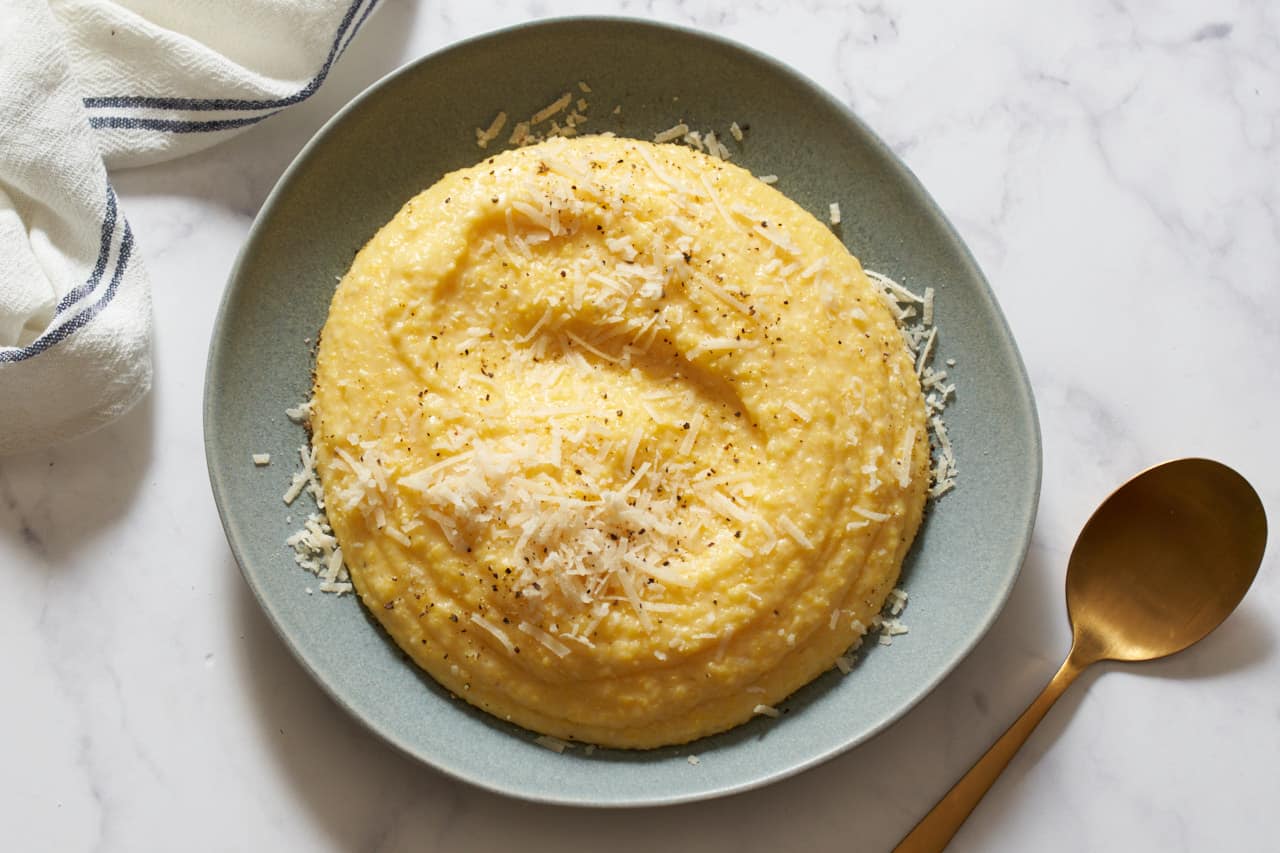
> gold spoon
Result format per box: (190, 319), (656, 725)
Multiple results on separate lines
(894, 457), (1267, 853)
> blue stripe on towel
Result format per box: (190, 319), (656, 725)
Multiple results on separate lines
(0, 224), (133, 364)
(88, 112), (283, 133)
(55, 187), (117, 314)
(338, 0), (380, 61)
(81, 0), (371, 114)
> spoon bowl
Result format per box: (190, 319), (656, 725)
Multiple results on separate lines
(896, 458), (1267, 852)
(1066, 458), (1266, 663)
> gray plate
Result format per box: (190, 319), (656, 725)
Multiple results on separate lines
(205, 17), (1041, 807)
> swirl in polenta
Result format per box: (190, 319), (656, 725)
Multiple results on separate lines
(311, 135), (929, 748)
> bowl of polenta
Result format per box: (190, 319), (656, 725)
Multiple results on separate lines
(205, 18), (1040, 805)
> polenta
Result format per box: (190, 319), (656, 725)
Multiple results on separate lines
(310, 135), (929, 748)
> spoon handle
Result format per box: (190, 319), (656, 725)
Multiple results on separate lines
(892, 650), (1089, 853)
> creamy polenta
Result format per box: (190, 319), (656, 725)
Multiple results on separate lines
(311, 136), (929, 748)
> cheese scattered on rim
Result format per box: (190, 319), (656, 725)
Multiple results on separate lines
(508, 121), (532, 146)
(653, 123), (690, 144)
(830, 589), (911, 672)
(286, 511), (352, 595)
(865, 268), (958, 502)
(915, 327), (938, 376)
(929, 414), (957, 497)
(532, 92), (573, 125)
(283, 443), (323, 507)
(475, 111), (508, 149)
(285, 401), (312, 424)
(887, 587), (909, 616)
(882, 618), (909, 637)
(828, 202), (841, 225)
(704, 130), (731, 160)
(753, 704), (781, 718)
(252, 453), (271, 466)
(534, 734), (571, 753)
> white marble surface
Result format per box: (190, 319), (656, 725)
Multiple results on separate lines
(3, 1), (1278, 850)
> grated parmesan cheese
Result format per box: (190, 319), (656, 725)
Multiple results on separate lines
(470, 613), (517, 654)
(851, 505), (890, 523)
(777, 514), (814, 550)
(475, 111), (508, 149)
(531, 92), (573, 125)
(653, 123), (690, 144)
(678, 412), (704, 456)
(534, 735), (571, 754)
(252, 453), (271, 466)
(782, 400), (811, 422)
(887, 587), (909, 616)
(518, 621), (572, 658)
(285, 400), (312, 424)
(752, 222), (798, 255)
(865, 268), (958, 504)
(828, 202), (841, 225)
(508, 121), (531, 146)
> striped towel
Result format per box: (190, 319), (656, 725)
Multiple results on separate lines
(0, 0), (380, 454)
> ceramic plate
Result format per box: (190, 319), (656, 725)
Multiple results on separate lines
(205, 17), (1041, 807)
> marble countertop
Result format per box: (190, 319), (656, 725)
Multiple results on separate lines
(3, 2), (1277, 850)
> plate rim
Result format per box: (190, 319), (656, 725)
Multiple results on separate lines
(205, 14), (1043, 808)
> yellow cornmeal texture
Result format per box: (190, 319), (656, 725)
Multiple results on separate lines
(311, 135), (929, 749)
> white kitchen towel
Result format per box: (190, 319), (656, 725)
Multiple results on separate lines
(0, 0), (379, 455)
